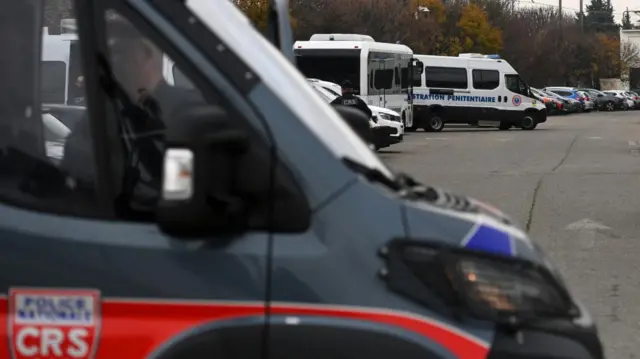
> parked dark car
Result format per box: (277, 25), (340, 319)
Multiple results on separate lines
(543, 87), (593, 112)
(531, 87), (563, 115)
(579, 88), (624, 111)
(541, 89), (581, 114)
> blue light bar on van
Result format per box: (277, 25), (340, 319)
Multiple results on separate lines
(485, 54), (500, 59)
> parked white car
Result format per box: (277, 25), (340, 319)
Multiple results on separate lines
(42, 112), (71, 164)
(623, 91), (640, 109)
(307, 78), (404, 140)
(577, 91), (595, 111)
(603, 90), (634, 109)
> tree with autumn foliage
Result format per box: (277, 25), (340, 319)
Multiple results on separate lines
(455, 2), (502, 54)
(42, 0), (634, 88)
(234, 0), (297, 33)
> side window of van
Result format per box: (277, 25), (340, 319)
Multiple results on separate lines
(173, 66), (195, 89)
(413, 66), (424, 87)
(0, 4), (103, 218)
(472, 69), (499, 90)
(394, 67), (400, 88)
(374, 69), (393, 89)
(368, 53), (378, 96)
(504, 74), (527, 95)
(41, 61), (66, 104)
(68, 41), (85, 106)
(368, 70), (375, 95)
(425, 66), (467, 89)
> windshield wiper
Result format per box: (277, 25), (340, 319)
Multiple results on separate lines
(341, 157), (402, 191)
(341, 157), (476, 212)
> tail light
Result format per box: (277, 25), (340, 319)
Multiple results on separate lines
(557, 102), (562, 109)
(635, 96), (638, 100)
(585, 96), (590, 101)
(577, 96), (584, 101)
(543, 97), (549, 103)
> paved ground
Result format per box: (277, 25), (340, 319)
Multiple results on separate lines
(379, 111), (640, 359)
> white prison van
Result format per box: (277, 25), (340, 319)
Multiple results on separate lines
(410, 53), (546, 132)
(292, 34), (422, 127)
(41, 29), (83, 105)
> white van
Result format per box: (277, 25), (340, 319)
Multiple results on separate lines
(41, 30), (83, 105)
(410, 53), (546, 131)
(292, 34), (420, 128)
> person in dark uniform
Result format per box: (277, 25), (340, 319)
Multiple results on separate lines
(330, 80), (372, 119)
(61, 15), (204, 214)
(73, 75), (86, 106)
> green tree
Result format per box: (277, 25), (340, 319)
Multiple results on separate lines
(584, 0), (617, 32)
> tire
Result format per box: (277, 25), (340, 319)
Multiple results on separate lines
(498, 121), (510, 131)
(424, 114), (444, 132)
(605, 101), (615, 111)
(521, 115), (537, 130)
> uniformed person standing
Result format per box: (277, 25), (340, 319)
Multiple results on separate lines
(330, 80), (372, 119)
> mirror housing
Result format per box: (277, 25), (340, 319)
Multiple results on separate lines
(157, 105), (312, 238)
(157, 105), (250, 237)
(333, 105), (373, 145)
(413, 60), (424, 75)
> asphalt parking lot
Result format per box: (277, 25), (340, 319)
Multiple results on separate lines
(379, 111), (640, 359)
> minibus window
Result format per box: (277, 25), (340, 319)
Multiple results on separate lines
(295, 49), (361, 94)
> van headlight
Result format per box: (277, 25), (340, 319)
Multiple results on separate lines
(450, 256), (572, 316)
(382, 240), (578, 323)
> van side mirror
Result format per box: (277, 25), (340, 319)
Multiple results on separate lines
(157, 105), (311, 237)
(333, 105), (373, 146)
(157, 105), (249, 237)
(414, 60), (424, 75)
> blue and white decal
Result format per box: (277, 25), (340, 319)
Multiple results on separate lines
(461, 222), (514, 256)
(512, 95), (522, 106)
(413, 93), (497, 103)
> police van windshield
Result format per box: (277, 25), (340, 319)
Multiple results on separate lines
(189, 0), (394, 179)
(295, 49), (361, 94)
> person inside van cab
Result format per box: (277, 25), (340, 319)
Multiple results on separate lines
(330, 80), (372, 119)
(61, 14), (204, 214)
(73, 75), (85, 105)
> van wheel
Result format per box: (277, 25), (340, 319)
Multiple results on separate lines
(424, 114), (444, 132)
(498, 122), (510, 130)
(521, 115), (537, 130)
